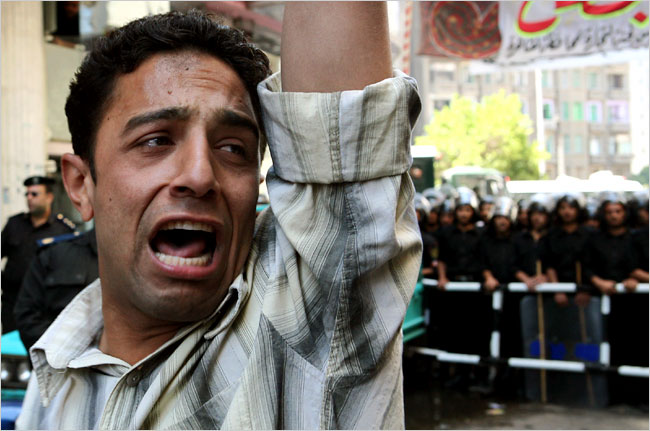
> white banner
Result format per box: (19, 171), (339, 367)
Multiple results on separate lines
(497, 1), (649, 65)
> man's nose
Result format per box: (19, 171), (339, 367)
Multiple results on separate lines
(169, 138), (220, 199)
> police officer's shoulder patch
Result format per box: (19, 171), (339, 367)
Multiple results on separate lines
(56, 214), (77, 230)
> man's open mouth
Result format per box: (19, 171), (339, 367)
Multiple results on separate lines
(150, 221), (217, 267)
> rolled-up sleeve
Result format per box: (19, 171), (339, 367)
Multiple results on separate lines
(256, 71), (422, 428)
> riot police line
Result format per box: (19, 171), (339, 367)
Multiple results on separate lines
(407, 185), (649, 407)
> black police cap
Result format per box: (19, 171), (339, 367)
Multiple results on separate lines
(23, 176), (55, 187)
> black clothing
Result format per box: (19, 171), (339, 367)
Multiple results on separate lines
(479, 233), (516, 284)
(583, 228), (647, 407)
(14, 230), (97, 351)
(513, 230), (547, 277)
(1, 213), (74, 333)
(631, 227), (649, 272)
(437, 224), (483, 280)
(583, 229), (638, 283)
(421, 231), (437, 275)
(434, 224), (490, 357)
(544, 226), (589, 282)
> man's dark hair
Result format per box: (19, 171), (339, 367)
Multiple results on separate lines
(552, 196), (587, 225)
(65, 10), (271, 180)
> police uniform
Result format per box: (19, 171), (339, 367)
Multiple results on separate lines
(583, 227), (647, 407)
(14, 229), (97, 351)
(1, 180), (76, 333)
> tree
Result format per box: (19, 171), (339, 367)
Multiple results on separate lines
(630, 165), (649, 186)
(415, 90), (548, 180)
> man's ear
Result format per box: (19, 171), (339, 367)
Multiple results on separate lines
(61, 153), (94, 221)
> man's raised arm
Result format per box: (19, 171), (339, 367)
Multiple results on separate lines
(281, 1), (392, 92)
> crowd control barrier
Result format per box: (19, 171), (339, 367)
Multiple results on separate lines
(403, 280), (649, 380)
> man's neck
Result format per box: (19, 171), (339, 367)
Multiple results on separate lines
(562, 222), (578, 233)
(30, 210), (50, 228)
(607, 225), (626, 237)
(456, 222), (474, 232)
(531, 228), (545, 241)
(99, 296), (186, 366)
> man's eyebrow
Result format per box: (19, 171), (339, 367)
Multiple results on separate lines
(121, 107), (192, 136)
(211, 109), (260, 141)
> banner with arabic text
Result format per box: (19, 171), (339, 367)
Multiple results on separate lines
(497, 1), (649, 65)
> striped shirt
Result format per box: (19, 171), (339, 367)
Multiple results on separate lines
(17, 71), (422, 430)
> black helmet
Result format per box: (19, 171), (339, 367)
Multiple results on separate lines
(554, 191), (586, 210)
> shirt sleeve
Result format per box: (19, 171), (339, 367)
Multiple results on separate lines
(256, 71), (422, 428)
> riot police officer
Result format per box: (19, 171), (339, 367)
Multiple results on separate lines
(1, 176), (75, 333)
(14, 229), (98, 351)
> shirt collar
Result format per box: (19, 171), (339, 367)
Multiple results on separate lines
(30, 271), (250, 406)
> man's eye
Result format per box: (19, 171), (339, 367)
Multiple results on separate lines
(140, 136), (173, 147)
(220, 143), (245, 156)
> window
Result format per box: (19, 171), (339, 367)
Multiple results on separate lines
(560, 71), (569, 89)
(617, 134), (631, 154)
(609, 74), (624, 89)
(484, 74), (491, 84)
(521, 100), (529, 115)
(543, 101), (553, 119)
(562, 102), (570, 120)
(589, 138), (600, 155)
(608, 137), (617, 155)
(573, 135), (583, 153)
(542, 71), (551, 88)
(546, 136), (555, 154)
(573, 102), (583, 121)
(589, 104), (599, 122)
(608, 104), (625, 123)
(572, 71), (581, 88)
(589, 72), (598, 89)
(564, 135), (571, 154)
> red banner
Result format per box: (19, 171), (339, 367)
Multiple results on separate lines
(418, 1), (501, 59)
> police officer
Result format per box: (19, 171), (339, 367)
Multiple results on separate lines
(437, 187), (483, 287)
(1, 176), (75, 333)
(629, 191), (648, 283)
(436, 187), (489, 389)
(14, 229), (98, 351)
(583, 192), (647, 407)
(415, 194), (436, 279)
(545, 193), (590, 307)
(477, 195), (495, 228)
(513, 194), (552, 290)
(481, 197), (518, 293)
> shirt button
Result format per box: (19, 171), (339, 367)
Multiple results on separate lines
(126, 371), (141, 387)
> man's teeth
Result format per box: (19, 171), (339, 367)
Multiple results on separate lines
(159, 221), (215, 232)
(155, 252), (211, 267)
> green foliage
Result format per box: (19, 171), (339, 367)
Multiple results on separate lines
(415, 91), (548, 180)
(630, 165), (649, 186)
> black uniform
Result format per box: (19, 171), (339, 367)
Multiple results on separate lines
(437, 224), (483, 281)
(14, 230), (98, 351)
(480, 230), (521, 367)
(513, 230), (547, 278)
(1, 213), (74, 333)
(543, 226), (590, 283)
(631, 226), (649, 272)
(583, 228), (647, 407)
(435, 225), (489, 357)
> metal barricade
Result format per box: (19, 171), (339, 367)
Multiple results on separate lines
(406, 280), (649, 379)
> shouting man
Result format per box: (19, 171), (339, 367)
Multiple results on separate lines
(17, 4), (422, 429)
